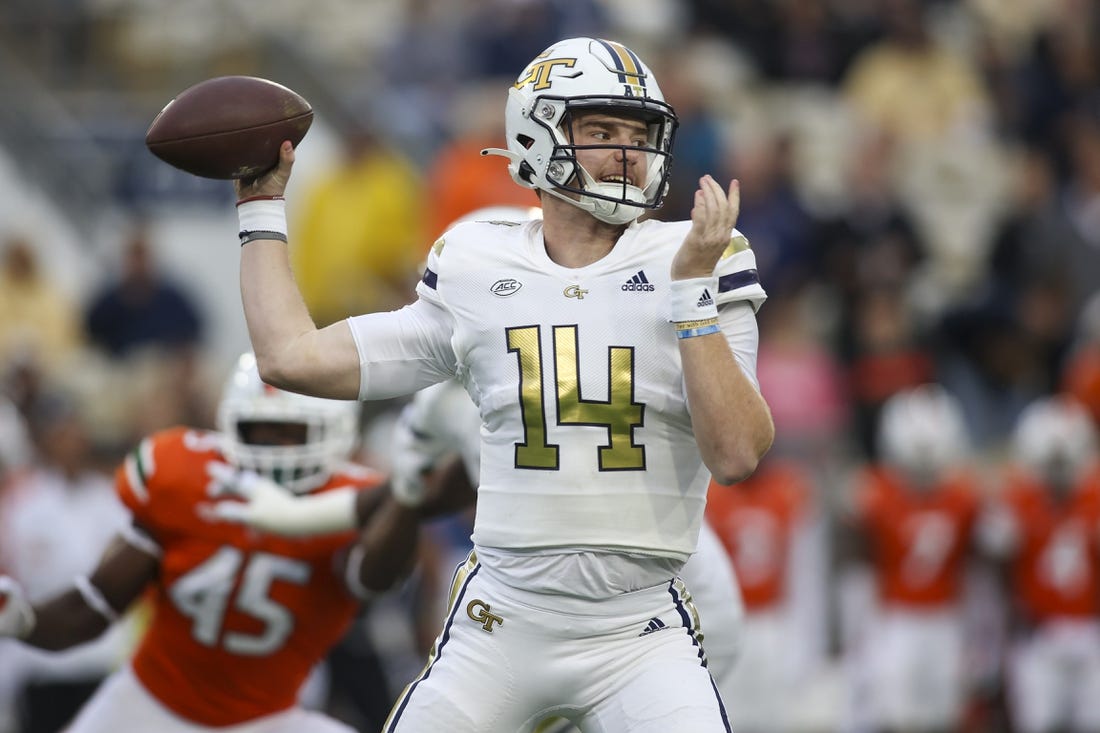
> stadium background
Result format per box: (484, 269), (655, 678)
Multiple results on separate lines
(1, 0), (1099, 731)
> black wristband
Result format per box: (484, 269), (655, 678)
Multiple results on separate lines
(239, 230), (289, 246)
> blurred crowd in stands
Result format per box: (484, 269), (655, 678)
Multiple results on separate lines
(2, 0), (1100, 731)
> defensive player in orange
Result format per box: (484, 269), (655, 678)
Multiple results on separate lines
(0, 353), (409, 733)
(844, 384), (982, 733)
(977, 395), (1100, 733)
(704, 457), (814, 732)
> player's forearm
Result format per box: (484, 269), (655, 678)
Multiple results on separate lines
(24, 590), (111, 651)
(680, 335), (773, 484)
(356, 497), (421, 591)
(239, 243), (363, 398)
(240, 241), (320, 389)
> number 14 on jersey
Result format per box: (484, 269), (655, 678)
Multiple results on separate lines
(507, 324), (646, 471)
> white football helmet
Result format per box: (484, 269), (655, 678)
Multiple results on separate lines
(1011, 395), (1098, 490)
(217, 353), (360, 494)
(483, 37), (678, 226)
(877, 384), (970, 485)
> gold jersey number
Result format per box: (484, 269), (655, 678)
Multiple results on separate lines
(507, 325), (645, 471)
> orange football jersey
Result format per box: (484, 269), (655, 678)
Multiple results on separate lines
(115, 427), (383, 727)
(855, 467), (979, 607)
(705, 462), (810, 610)
(999, 466), (1100, 622)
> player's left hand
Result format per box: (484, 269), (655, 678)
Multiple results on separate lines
(202, 462), (298, 527)
(201, 462), (357, 537)
(671, 176), (740, 280)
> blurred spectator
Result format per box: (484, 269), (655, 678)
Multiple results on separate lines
(730, 132), (815, 299)
(654, 48), (733, 222)
(465, 0), (608, 78)
(0, 234), (82, 377)
(990, 104), (1100, 315)
(291, 126), (426, 325)
(842, 0), (992, 147)
(842, 385), (981, 733)
(977, 395), (1100, 733)
(755, 289), (850, 462)
(1011, 0), (1100, 159)
(424, 82), (538, 244)
(705, 456), (818, 733)
(0, 393), (134, 733)
(84, 227), (204, 359)
(845, 287), (936, 460)
(375, 0), (476, 160)
(816, 132), (925, 326)
(938, 290), (1047, 452)
(987, 146), (1059, 292)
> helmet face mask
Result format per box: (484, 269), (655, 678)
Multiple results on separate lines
(217, 354), (359, 494)
(491, 38), (679, 226)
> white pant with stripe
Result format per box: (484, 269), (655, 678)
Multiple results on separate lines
(383, 551), (730, 733)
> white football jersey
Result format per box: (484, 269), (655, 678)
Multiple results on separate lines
(414, 218), (766, 558)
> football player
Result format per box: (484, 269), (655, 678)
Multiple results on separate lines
(232, 36), (773, 732)
(977, 395), (1100, 733)
(211, 206), (748, 730)
(844, 384), (981, 733)
(704, 458), (815, 732)
(0, 353), (407, 733)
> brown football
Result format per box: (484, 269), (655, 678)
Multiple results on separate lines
(145, 76), (313, 180)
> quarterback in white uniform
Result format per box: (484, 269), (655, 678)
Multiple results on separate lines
(225, 36), (772, 733)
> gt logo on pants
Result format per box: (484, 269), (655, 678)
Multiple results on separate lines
(466, 599), (504, 632)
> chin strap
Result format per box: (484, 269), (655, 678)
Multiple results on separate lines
(484, 147), (646, 225)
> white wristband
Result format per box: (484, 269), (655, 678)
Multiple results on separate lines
(236, 198), (288, 239)
(668, 276), (719, 323)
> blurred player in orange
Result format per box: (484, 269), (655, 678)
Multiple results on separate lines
(845, 384), (981, 733)
(977, 395), (1100, 733)
(705, 456), (813, 732)
(0, 353), (410, 733)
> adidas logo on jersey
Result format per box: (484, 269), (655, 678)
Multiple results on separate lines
(622, 270), (654, 292)
(638, 617), (668, 636)
(697, 289), (714, 308)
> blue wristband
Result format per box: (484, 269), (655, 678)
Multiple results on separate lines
(676, 323), (721, 339)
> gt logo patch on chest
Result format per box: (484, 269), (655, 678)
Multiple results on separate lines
(564, 284), (589, 299)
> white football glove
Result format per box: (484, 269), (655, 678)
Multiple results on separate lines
(389, 402), (450, 508)
(0, 575), (35, 639)
(202, 462), (357, 537)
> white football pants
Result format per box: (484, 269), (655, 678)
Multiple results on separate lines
(383, 551), (731, 733)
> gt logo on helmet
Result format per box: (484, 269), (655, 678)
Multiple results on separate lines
(514, 58), (577, 92)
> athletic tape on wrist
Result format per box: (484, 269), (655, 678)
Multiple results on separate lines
(237, 198), (288, 242)
(668, 277), (719, 323)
